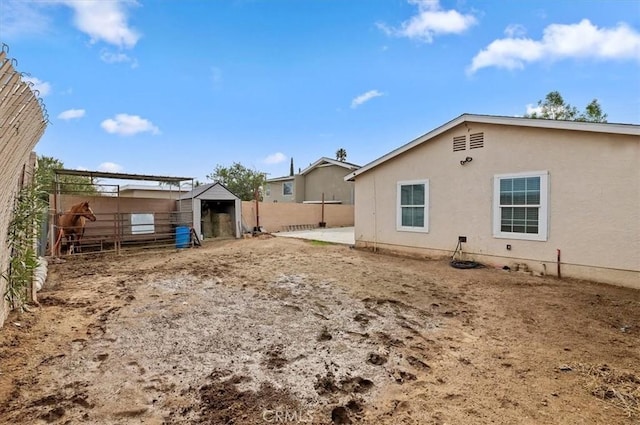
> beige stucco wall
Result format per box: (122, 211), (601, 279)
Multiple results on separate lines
(304, 165), (355, 204)
(242, 201), (354, 232)
(354, 122), (640, 288)
(264, 167), (354, 204)
(264, 178), (296, 203)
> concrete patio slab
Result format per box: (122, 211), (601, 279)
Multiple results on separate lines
(274, 226), (355, 245)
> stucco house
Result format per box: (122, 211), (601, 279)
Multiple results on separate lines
(264, 157), (360, 204)
(119, 184), (190, 199)
(345, 114), (640, 289)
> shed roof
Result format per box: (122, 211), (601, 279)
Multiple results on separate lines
(345, 114), (640, 181)
(179, 181), (239, 200)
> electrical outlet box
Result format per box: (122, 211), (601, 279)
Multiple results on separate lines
(506, 244), (512, 250)
(458, 236), (467, 243)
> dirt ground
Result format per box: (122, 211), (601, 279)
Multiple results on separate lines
(0, 236), (638, 424)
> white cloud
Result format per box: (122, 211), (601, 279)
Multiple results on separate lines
(469, 19), (640, 74)
(59, 0), (141, 49)
(98, 162), (123, 173)
(58, 109), (86, 120)
(378, 0), (477, 43)
(0, 0), (52, 38)
(525, 104), (543, 116)
(504, 24), (526, 38)
(100, 50), (139, 67)
(263, 152), (287, 165)
(22, 76), (51, 97)
(351, 90), (384, 109)
(101, 114), (160, 136)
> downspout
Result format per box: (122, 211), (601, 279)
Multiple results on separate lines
(373, 175), (377, 252)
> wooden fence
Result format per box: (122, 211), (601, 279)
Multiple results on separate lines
(0, 45), (48, 326)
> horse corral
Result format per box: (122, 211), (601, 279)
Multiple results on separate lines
(49, 169), (195, 256)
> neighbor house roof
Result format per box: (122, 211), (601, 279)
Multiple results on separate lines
(266, 175), (295, 183)
(345, 114), (640, 181)
(266, 157), (361, 183)
(119, 184), (189, 192)
(299, 157), (360, 175)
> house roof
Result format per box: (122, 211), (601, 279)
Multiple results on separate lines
(179, 181), (238, 200)
(266, 157), (361, 182)
(119, 184), (189, 192)
(345, 113), (640, 181)
(266, 176), (295, 183)
(300, 157), (360, 175)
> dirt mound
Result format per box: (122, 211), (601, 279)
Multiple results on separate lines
(169, 373), (302, 425)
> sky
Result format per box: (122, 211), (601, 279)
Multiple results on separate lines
(2, 0), (639, 183)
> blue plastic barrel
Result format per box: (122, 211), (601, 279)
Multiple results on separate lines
(175, 226), (190, 248)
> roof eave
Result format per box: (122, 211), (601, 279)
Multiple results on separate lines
(345, 114), (640, 181)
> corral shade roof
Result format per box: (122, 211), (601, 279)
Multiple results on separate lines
(54, 169), (193, 184)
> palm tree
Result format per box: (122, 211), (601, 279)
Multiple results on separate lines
(336, 148), (347, 162)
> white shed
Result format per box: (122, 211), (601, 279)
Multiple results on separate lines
(180, 182), (242, 240)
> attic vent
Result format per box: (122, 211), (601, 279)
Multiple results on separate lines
(470, 132), (484, 149)
(453, 135), (466, 152)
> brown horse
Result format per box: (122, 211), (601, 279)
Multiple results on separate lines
(53, 201), (97, 255)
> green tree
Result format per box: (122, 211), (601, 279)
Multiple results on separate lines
(206, 162), (266, 201)
(36, 155), (98, 199)
(525, 91), (607, 123)
(579, 99), (608, 123)
(336, 148), (347, 162)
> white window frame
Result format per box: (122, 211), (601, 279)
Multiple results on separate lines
(493, 171), (549, 241)
(283, 181), (293, 196)
(265, 184), (271, 197)
(396, 179), (429, 233)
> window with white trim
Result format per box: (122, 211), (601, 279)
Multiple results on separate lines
(397, 180), (429, 232)
(283, 181), (293, 196)
(493, 171), (548, 241)
(265, 184), (271, 197)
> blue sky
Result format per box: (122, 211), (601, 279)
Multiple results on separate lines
(2, 0), (639, 182)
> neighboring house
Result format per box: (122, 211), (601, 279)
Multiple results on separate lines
(180, 182), (242, 239)
(264, 157), (360, 204)
(345, 114), (640, 289)
(119, 184), (190, 199)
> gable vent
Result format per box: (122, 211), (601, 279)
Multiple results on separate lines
(453, 135), (466, 152)
(470, 132), (484, 149)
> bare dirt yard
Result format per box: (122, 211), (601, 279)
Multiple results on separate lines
(0, 236), (638, 424)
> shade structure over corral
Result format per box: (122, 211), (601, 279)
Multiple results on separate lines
(50, 169), (195, 255)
